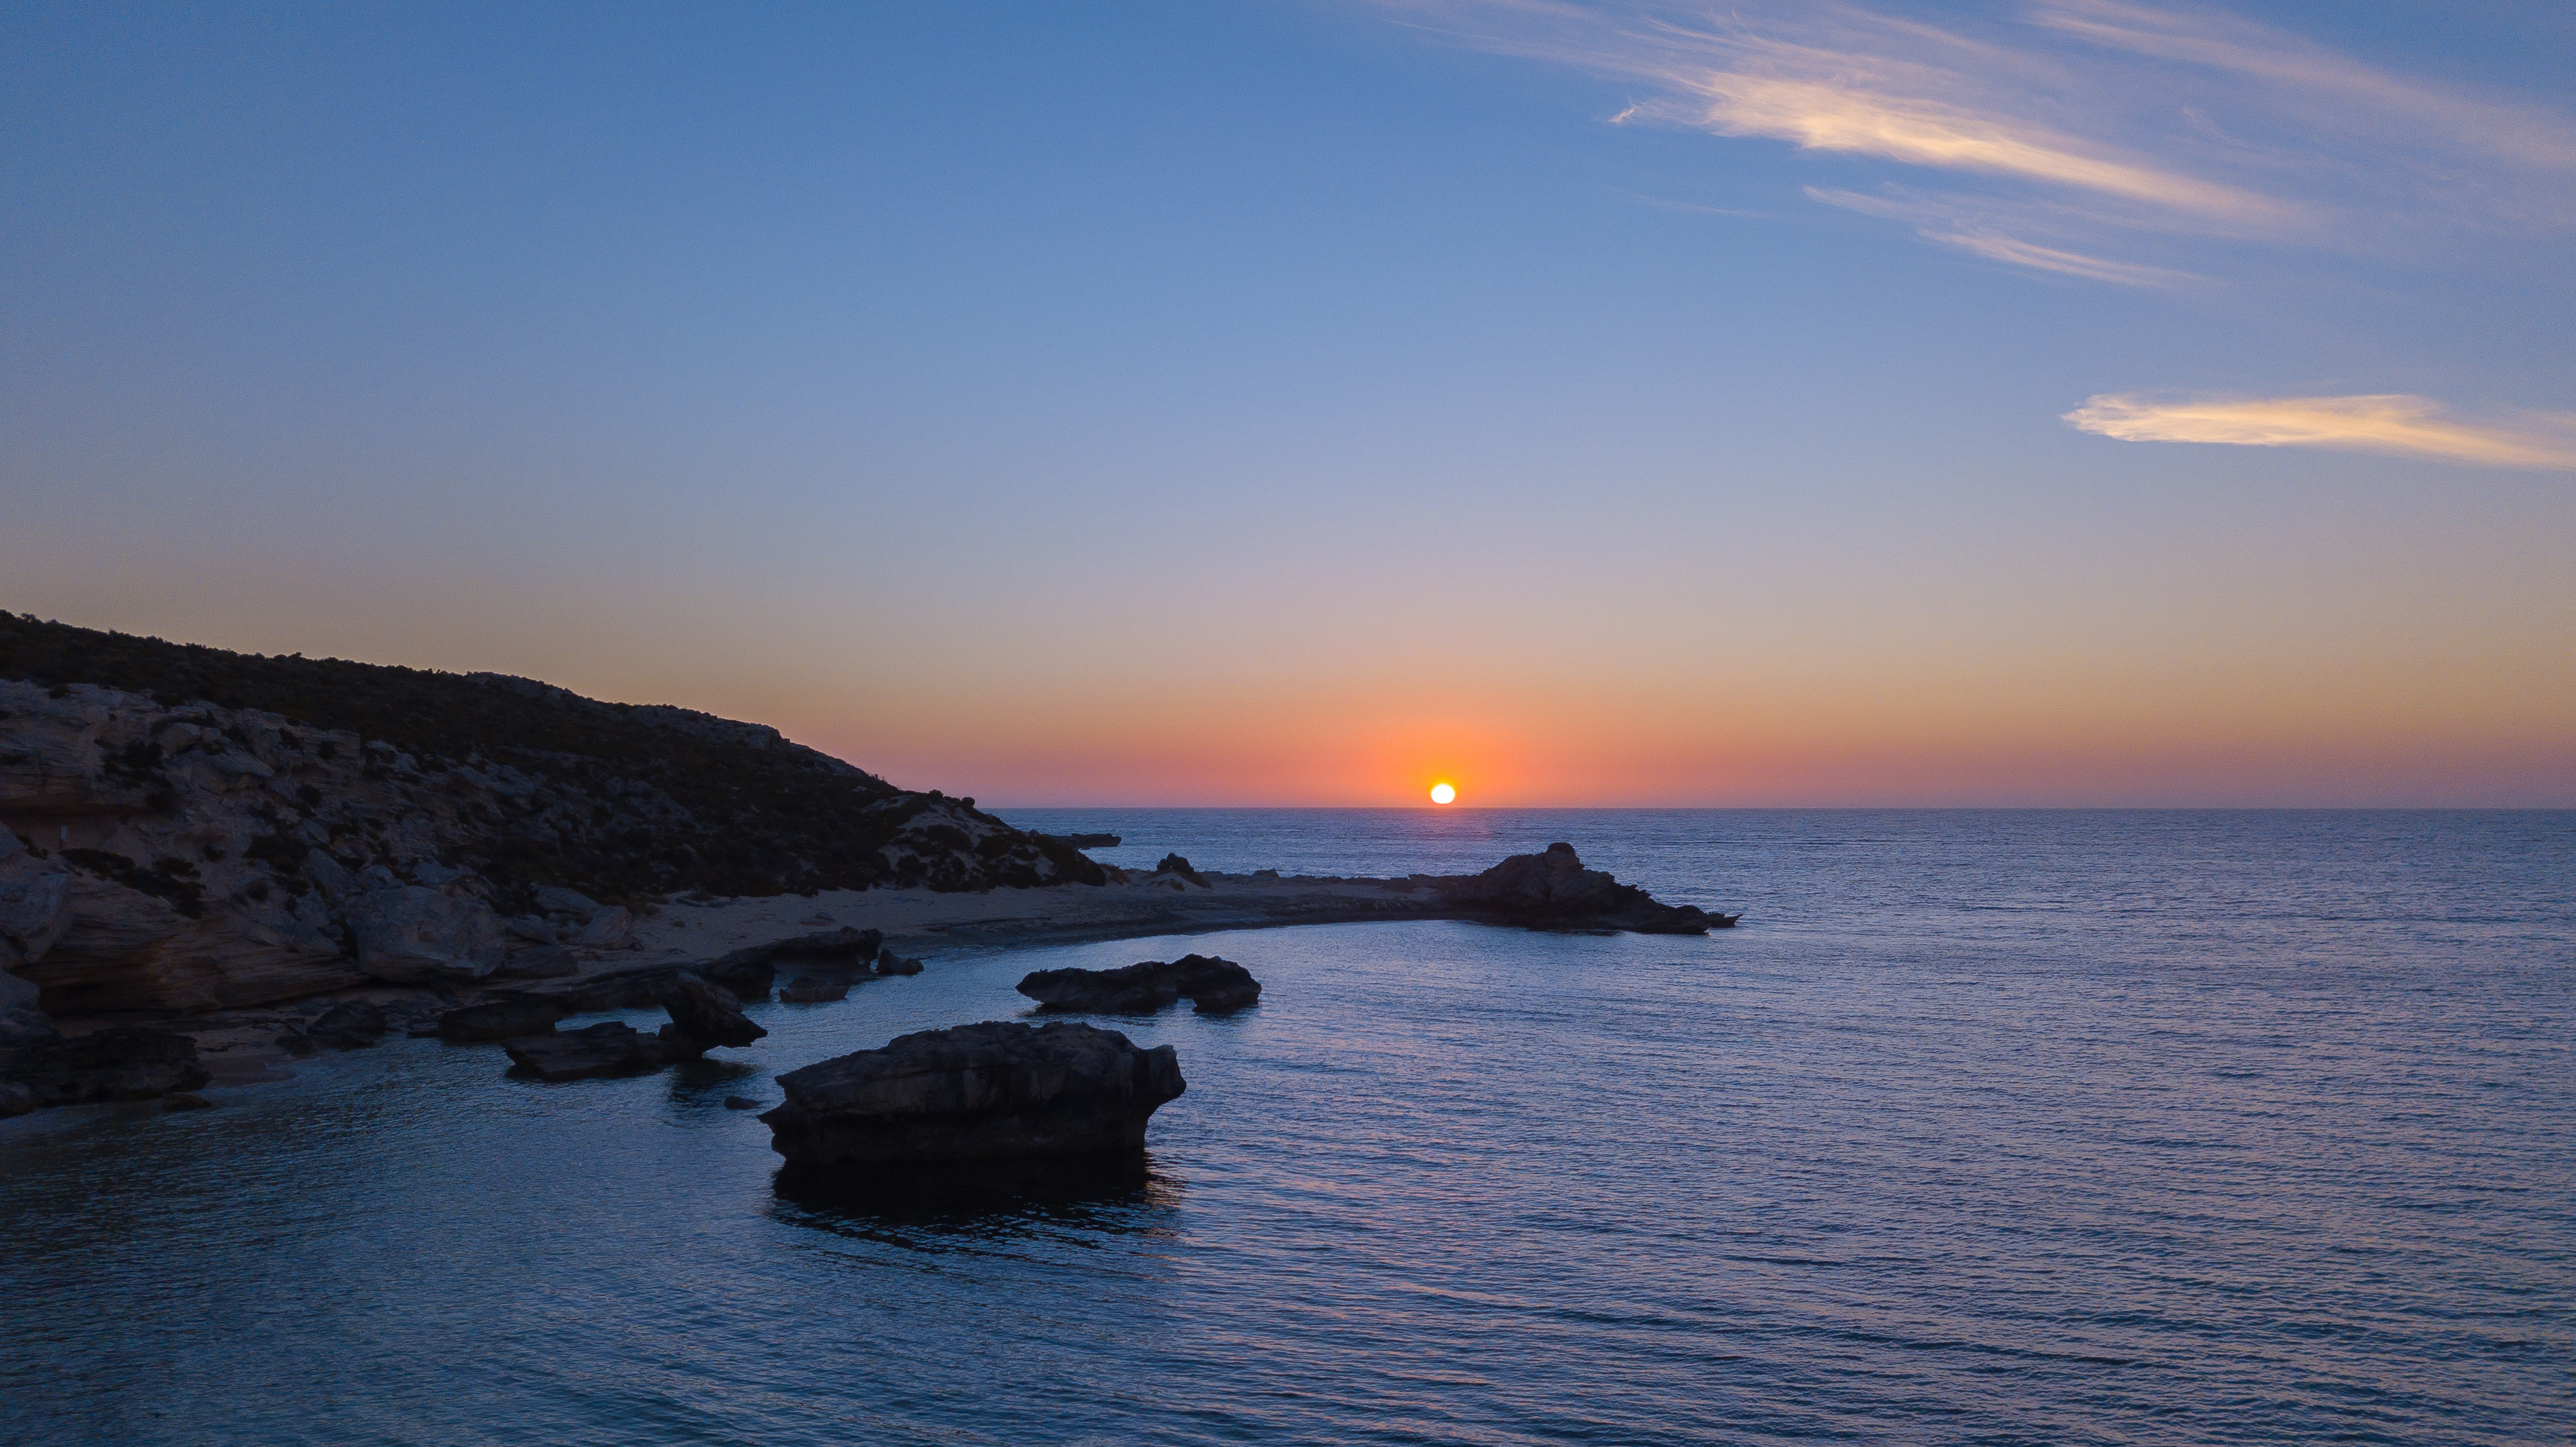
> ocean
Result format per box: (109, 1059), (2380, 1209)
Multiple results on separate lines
(3, 810), (2570, 1444)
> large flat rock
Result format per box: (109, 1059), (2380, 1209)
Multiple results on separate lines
(760, 1020), (1184, 1173)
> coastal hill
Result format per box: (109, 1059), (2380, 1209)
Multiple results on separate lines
(0, 614), (1103, 1012)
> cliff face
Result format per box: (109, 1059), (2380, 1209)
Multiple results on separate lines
(0, 616), (1103, 1014)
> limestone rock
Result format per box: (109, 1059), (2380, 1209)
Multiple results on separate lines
(502, 1022), (679, 1080)
(1016, 953), (1261, 1015)
(346, 885), (504, 984)
(1152, 853), (1210, 888)
(661, 970), (765, 1049)
(872, 946), (923, 976)
(438, 998), (566, 1041)
(0, 1018), (211, 1108)
(698, 926), (882, 1001)
(1439, 842), (1736, 934)
(532, 885), (601, 918)
(304, 1000), (388, 1050)
(0, 844), (74, 967)
(494, 944), (579, 980)
(575, 905), (634, 949)
(778, 975), (850, 1003)
(760, 1020), (1185, 1172)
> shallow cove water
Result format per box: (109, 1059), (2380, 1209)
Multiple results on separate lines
(4, 810), (2571, 1444)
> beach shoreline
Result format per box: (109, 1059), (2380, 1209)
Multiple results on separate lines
(54, 867), (1729, 1092)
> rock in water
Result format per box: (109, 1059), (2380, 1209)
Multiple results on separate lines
(438, 997), (567, 1041)
(0, 1018), (210, 1108)
(1016, 954), (1261, 1015)
(760, 1021), (1185, 1171)
(1440, 842), (1735, 933)
(872, 946), (923, 976)
(778, 975), (850, 1004)
(1169, 954), (1262, 1012)
(503, 1022), (676, 1081)
(662, 971), (765, 1049)
(698, 927), (883, 1001)
(303, 1001), (388, 1051)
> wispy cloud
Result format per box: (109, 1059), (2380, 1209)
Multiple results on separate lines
(1374, 1), (2576, 279)
(2031, 0), (2576, 174)
(2064, 394), (2576, 469)
(1809, 187), (2198, 285)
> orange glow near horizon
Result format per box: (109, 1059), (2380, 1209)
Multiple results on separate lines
(1429, 782), (1457, 804)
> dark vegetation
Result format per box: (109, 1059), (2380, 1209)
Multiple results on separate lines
(2, 612), (1098, 901)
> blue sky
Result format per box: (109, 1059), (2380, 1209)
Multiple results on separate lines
(5, 2), (2570, 804)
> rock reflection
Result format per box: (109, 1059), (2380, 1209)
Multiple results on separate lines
(770, 1150), (1183, 1246)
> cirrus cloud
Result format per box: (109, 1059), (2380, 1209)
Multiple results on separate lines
(1372, 1), (2576, 279)
(2064, 394), (2576, 470)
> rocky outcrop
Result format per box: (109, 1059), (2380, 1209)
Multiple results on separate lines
(681, 926), (883, 1004)
(0, 613), (1118, 1016)
(486, 971), (758, 1080)
(778, 975), (849, 1004)
(0, 828), (73, 987)
(661, 971), (764, 1049)
(502, 1021), (681, 1081)
(1016, 954), (1260, 1015)
(303, 1000), (388, 1050)
(873, 946), (923, 976)
(1438, 843), (1737, 933)
(0, 1007), (210, 1115)
(1153, 853), (1209, 888)
(760, 1021), (1185, 1172)
(437, 997), (566, 1041)
(496, 945), (578, 980)
(1031, 832), (1120, 849)
(345, 883), (504, 984)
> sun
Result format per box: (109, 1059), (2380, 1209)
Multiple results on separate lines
(1429, 782), (1457, 804)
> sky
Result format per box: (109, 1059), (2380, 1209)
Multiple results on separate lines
(3, 1), (2570, 806)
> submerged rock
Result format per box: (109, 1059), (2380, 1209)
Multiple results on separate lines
(503, 1022), (678, 1081)
(760, 1020), (1185, 1172)
(438, 997), (567, 1041)
(1439, 843), (1737, 933)
(1016, 954), (1261, 1015)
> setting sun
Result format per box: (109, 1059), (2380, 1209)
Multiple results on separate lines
(1429, 782), (1456, 804)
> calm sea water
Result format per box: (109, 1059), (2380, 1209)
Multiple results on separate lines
(4, 810), (2571, 1444)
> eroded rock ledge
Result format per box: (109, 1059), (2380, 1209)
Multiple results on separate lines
(760, 1021), (1185, 1174)
(1017, 955), (1261, 1015)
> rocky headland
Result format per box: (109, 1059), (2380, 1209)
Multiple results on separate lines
(1, 614), (1739, 1117)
